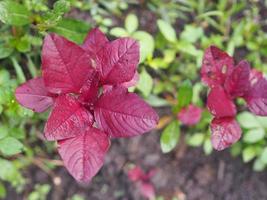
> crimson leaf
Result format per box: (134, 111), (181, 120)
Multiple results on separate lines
(140, 182), (156, 200)
(78, 71), (100, 104)
(102, 71), (139, 93)
(121, 71), (139, 88)
(94, 87), (159, 138)
(97, 38), (139, 85)
(244, 78), (267, 116)
(201, 46), (234, 88)
(82, 28), (109, 55)
(15, 77), (54, 113)
(42, 33), (94, 94)
(128, 166), (145, 182)
(249, 69), (263, 86)
(207, 86), (236, 118)
(177, 104), (202, 125)
(58, 127), (110, 182)
(44, 94), (93, 141)
(224, 60), (250, 98)
(210, 117), (242, 151)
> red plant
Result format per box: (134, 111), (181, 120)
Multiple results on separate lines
(201, 46), (267, 150)
(128, 165), (156, 200)
(15, 28), (159, 182)
(177, 104), (202, 126)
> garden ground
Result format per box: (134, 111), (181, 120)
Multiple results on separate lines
(7, 129), (267, 200)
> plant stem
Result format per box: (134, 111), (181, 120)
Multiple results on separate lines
(10, 57), (26, 83)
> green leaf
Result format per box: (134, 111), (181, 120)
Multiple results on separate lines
(28, 184), (51, 200)
(243, 128), (265, 143)
(132, 31), (154, 62)
(125, 14), (138, 33)
(0, 1), (30, 26)
(175, 80), (193, 112)
(0, 70), (10, 86)
(256, 116), (267, 129)
(71, 194), (85, 200)
(180, 25), (204, 43)
(0, 137), (23, 156)
(146, 95), (169, 107)
(16, 36), (31, 53)
(10, 57), (26, 83)
(0, 43), (13, 59)
(50, 18), (90, 44)
(157, 19), (177, 42)
(110, 27), (129, 37)
(10, 127), (25, 139)
(237, 112), (261, 129)
(203, 138), (213, 155)
(0, 125), (8, 140)
(148, 57), (168, 69)
(253, 158), (266, 172)
(163, 49), (176, 64)
(53, 0), (70, 14)
(242, 146), (257, 163)
(137, 69), (153, 97)
(0, 182), (6, 199)
(187, 133), (204, 147)
(0, 158), (24, 187)
(230, 142), (242, 157)
(260, 147), (267, 164)
(160, 121), (180, 153)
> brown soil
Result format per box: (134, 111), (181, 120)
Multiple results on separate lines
(6, 130), (267, 200)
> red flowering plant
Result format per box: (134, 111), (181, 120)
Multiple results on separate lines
(15, 28), (159, 182)
(128, 165), (157, 200)
(160, 79), (203, 153)
(201, 46), (267, 151)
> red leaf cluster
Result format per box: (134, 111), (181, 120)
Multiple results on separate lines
(202, 46), (267, 150)
(177, 104), (202, 126)
(15, 28), (159, 182)
(128, 166), (156, 200)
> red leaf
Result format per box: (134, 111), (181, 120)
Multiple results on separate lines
(97, 38), (139, 85)
(78, 71), (100, 104)
(102, 71), (139, 93)
(44, 95), (93, 141)
(42, 33), (94, 94)
(177, 104), (202, 125)
(244, 77), (267, 116)
(139, 182), (156, 200)
(94, 87), (159, 138)
(58, 127), (110, 182)
(211, 117), (242, 151)
(201, 46), (234, 88)
(121, 71), (139, 88)
(224, 60), (250, 98)
(207, 86), (236, 118)
(15, 77), (54, 113)
(82, 28), (109, 55)
(128, 166), (145, 182)
(249, 69), (263, 86)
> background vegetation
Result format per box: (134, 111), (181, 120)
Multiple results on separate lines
(0, 0), (267, 199)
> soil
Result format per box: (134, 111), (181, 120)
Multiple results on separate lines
(6, 129), (267, 200)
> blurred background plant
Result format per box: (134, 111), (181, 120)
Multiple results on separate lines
(0, 0), (267, 199)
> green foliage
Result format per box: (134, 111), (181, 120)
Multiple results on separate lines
(110, 13), (155, 62)
(0, 1), (30, 26)
(28, 184), (51, 200)
(137, 69), (153, 97)
(173, 80), (193, 112)
(160, 121), (180, 153)
(157, 19), (177, 42)
(50, 18), (90, 44)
